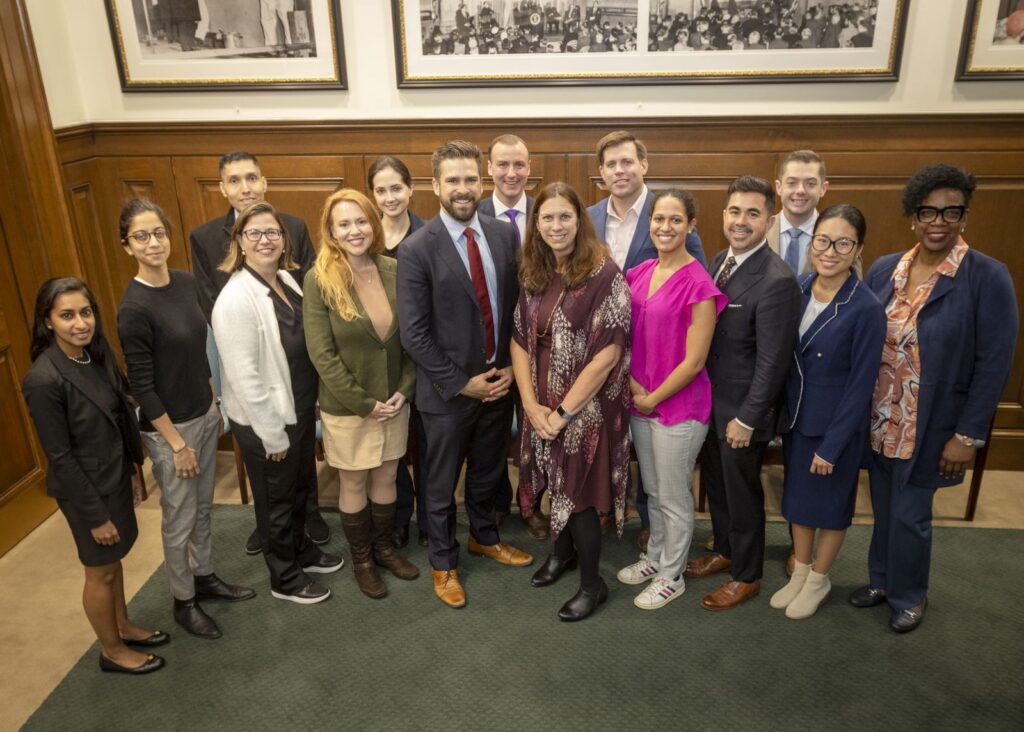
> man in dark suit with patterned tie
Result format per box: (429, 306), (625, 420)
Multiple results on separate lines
(397, 140), (534, 609)
(686, 175), (801, 611)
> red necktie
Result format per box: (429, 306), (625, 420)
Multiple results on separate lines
(465, 227), (495, 360)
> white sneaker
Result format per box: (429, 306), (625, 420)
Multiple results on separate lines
(634, 576), (685, 610)
(616, 553), (658, 585)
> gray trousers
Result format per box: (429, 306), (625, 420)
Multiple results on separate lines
(630, 416), (708, 581)
(142, 401), (221, 601)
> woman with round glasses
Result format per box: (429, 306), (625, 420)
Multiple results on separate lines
(116, 199), (254, 640)
(769, 204), (885, 620)
(851, 164), (1018, 633)
(213, 201), (344, 605)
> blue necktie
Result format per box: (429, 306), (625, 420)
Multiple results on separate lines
(504, 209), (521, 246)
(784, 228), (802, 274)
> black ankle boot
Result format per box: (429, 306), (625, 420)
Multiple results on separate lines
(557, 580), (609, 622)
(531, 553), (578, 587)
(173, 598), (222, 639)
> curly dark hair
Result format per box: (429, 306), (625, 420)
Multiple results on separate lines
(901, 164), (976, 216)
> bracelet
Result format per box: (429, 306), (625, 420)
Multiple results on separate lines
(172, 444), (188, 454)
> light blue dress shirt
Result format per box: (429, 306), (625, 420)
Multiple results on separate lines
(439, 209), (501, 360)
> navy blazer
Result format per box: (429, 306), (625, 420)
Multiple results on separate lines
(865, 247), (1019, 488)
(587, 190), (707, 271)
(477, 194), (534, 221)
(397, 212), (520, 414)
(22, 344), (143, 527)
(783, 273), (886, 465)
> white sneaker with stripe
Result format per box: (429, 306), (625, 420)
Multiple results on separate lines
(634, 576), (685, 610)
(616, 553), (658, 585)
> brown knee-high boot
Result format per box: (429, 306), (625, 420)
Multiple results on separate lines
(370, 501), (420, 580)
(340, 506), (387, 598)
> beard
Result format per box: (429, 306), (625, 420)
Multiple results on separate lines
(440, 194), (479, 223)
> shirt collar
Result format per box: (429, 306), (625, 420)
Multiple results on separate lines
(892, 238), (970, 289)
(727, 240), (768, 267)
(606, 185), (648, 221)
(778, 210), (817, 237)
(440, 208), (482, 243)
(492, 193), (527, 218)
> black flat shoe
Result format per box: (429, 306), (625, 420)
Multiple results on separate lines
(848, 585), (887, 608)
(890, 599), (927, 634)
(393, 524), (410, 549)
(195, 573), (256, 602)
(99, 653), (165, 674)
(531, 553), (578, 588)
(558, 580), (609, 622)
(173, 598), (221, 639)
(122, 630), (170, 648)
(417, 529), (429, 548)
(244, 529), (261, 556)
(306, 513), (331, 545)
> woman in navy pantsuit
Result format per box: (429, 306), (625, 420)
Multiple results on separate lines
(852, 164), (1018, 633)
(770, 205), (886, 620)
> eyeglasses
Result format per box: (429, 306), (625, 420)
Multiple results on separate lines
(241, 228), (283, 243)
(914, 205), (966, 224)
(810, 234), (858, 255)
(125, 228), (169, 245)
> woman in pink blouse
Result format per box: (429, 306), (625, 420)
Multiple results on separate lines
(617, 189), (726, 610)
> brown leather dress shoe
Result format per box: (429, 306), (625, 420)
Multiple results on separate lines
(684, 553), (732, 579)
(636, 527), (650, 552)
(432, 569), (466, 608)
(704, 535), (715, 551)
(524, 511), (550, 540)
(467, 536), (534, 566)
(701, 579), (761, 611)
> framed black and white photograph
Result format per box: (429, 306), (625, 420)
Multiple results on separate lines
(104, 0), (347, 91)
(957, 0), (1024, 79)
(391, 0), (910, 87)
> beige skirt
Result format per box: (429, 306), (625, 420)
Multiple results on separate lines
(320, 404), (410, 471)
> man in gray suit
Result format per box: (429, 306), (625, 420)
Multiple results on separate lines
(397, 140), (534, 609)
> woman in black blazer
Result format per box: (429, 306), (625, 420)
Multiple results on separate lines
(21, 278), (166, 675)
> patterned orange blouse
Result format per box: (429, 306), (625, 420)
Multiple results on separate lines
(870, 240), (969, 459)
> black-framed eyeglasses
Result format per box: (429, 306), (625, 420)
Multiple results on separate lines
(810, 234), (858, 255)
(124, 228), (169, 245)
(914, 205), (966, 224)
(241, 228), (283, 243)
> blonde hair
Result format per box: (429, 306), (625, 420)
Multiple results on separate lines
(218, 201), (298, 273)
(313, 189), (385, 321)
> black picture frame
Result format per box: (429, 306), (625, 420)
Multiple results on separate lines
(957, 0), (1024, 80)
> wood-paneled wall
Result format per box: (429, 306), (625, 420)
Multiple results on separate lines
(54, 116), (1024, 470)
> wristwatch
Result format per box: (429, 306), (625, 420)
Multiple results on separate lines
(954, 433), (985, 448)
(556, 404), (574, 421)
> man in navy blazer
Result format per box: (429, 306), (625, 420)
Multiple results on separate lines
(586, 130), (706, 543)
(398, 140), (534, 609)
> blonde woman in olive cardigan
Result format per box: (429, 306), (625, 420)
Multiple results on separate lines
(304, 188), (419, 598)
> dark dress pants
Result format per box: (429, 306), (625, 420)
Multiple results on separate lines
(231, 410), (321, 593)
(700, 429), (768, 583)
(396, 405), (429, 530)
(867, 451), (937, 612)
(494, 385), (520, 515)
(419, 395), (513, 570)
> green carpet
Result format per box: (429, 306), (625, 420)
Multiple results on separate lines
(25, 506), (1024, 731)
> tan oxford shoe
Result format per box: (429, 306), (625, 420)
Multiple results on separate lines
(467, 536), (534, 566)
(684, 553), (732, 579)
(701, 580), (761, 611)
(432, 569), (466, 608)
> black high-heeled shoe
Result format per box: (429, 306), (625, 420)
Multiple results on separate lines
(122, 630), (170, 648)
(99, 653), (165, 674)
(557, 580), (609, 622)
(531, 553), (578, 588)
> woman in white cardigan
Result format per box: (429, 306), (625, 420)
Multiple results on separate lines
(212, 201), (343, 605)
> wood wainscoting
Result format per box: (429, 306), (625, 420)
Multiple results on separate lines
(54, 116), (1024, 470)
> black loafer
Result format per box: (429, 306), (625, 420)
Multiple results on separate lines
(531, 553), (578, 588)
(417, 529), (429, 548)
(890, 599), (927, 634)
(306, 513), (331, 545)
(195, 573), (256, 602)
(302, 552), (345, 574)
(558, 580), (609, 622)
(848, 585), (887, 608)
(122, 630), (170, 648)
(99, 653), (165, 674)
(393, 524), (410, 549)
(172, 598), (221, 639)
(244, 529), (261, 556)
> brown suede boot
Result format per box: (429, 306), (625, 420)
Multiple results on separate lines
(340, 507), (387, 598)
(370, 501), (420, 580)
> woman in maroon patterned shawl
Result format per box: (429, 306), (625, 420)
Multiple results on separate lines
(511, 182), (631, 622)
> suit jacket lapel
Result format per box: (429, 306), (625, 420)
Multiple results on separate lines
(924, 272), (955, 309)
(800, 274), (859, 351)
(433, 217), (482, 314)
(44, 345), (118, 427)
(220, 208), (234, 237)
(723, 246), (769, 301)
(623, 191), (653, 271)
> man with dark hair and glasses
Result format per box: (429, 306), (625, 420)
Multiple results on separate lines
(189, 151), (326, 550)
